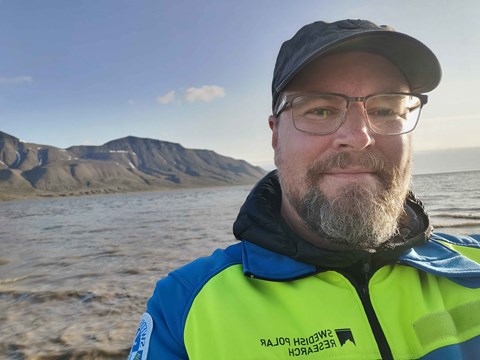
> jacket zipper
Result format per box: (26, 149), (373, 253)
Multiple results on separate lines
(341, 261), (394, 360)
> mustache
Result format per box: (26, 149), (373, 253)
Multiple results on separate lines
(306, 152), (391, 185)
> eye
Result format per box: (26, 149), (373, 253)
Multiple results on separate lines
(308, 108), (336, 118)
(366, 95), (413, 120)
(369, 108), (397, 117)
(291, 94), (346, 124)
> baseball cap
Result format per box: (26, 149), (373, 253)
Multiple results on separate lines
(272, 19), (442, 112)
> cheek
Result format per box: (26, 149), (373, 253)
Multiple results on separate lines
(276, 135), (320, 170)
(376, 134), (412, 168)
(276, 124), (331, 165)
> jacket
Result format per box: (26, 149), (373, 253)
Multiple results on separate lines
(128, 172), (480, 359)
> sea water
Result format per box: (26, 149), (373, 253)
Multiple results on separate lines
(412, 170), (480, 234)
(0, 170), (479, 359)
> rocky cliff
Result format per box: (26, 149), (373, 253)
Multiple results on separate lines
(0, 131), (266, 200)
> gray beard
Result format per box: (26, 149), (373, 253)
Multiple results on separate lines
(281, 152), (410, 250)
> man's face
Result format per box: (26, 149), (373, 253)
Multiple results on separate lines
(270, 52), (413, 250)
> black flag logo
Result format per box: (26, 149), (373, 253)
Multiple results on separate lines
(335, 328), (356, 346)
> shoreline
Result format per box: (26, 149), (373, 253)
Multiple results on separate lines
(0, 182), (256, 202)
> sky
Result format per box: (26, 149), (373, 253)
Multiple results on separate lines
(1, 0), (479, 171)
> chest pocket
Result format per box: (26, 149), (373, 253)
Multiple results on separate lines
(370, 265), (480, 359)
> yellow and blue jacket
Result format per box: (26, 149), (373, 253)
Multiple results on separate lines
(129, 172), (480, 359)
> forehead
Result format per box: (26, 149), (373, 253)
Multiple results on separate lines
(285, 51), (410, 94)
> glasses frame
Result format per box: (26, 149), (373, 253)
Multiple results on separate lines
(274, 92), (429, 136)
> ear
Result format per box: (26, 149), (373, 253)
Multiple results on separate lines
(268, 115), (277, 130)
(269, 115), (278, 149)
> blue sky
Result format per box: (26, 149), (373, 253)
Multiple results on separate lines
(1, 0), (479, 169)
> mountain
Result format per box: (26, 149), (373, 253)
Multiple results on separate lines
(0, 131), (266, 200)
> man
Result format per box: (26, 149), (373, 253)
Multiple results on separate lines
(129, 20), (480, 359)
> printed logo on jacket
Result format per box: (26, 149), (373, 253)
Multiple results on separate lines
(260, 328), (355, 357)
(128, 313), (153, 360)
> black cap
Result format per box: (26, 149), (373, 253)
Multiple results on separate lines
(272, 19), (442, 112)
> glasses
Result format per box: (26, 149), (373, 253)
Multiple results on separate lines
(274, 92), (428, 135)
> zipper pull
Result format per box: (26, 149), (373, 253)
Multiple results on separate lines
(362, 261), (371, 276)
(361, 258), (371, 295)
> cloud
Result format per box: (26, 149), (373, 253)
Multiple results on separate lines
(184, 85), (225, 103)
(127, 99), (136, 105)
(156, 86), (226, 105)
(156, 90), (176, 105)
(0, 76), (33, 85)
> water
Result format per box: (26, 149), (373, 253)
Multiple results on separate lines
(0, 187), (250, 359)
(412, 170), (480, 234)
(0, 171), (479, 359)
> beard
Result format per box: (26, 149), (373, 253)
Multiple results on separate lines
(278, 151), (411, 250)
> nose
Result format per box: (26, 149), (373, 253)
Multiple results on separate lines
(332, 102), (375, 150)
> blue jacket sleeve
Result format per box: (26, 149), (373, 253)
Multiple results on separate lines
(128, 274), (190, 359)
(128, 246), (241, 359)
(147, 275), (191, 359)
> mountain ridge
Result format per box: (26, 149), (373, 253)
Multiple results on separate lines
(0, 131), (266, 200)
